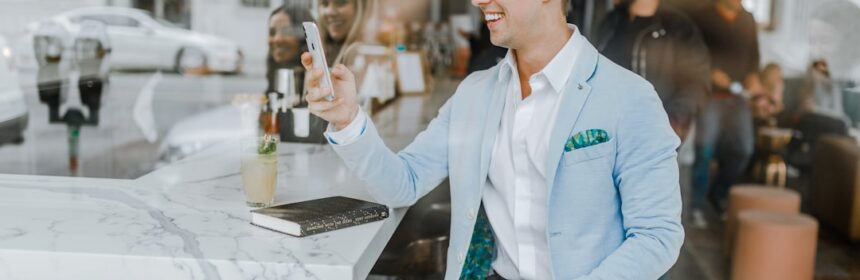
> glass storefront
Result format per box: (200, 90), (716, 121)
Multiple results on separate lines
(0, 0), (858, 279)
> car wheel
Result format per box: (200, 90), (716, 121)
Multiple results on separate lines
(225, 50), (243, 75)
(175, 47), (208, 75)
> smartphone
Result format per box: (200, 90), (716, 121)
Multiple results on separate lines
(302, 22), (336, 101)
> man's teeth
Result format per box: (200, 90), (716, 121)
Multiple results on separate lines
(485, 13), (504, 22)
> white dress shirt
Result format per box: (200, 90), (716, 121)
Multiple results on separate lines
(326, 25), (585, 280)
(483, 26), (583, 280)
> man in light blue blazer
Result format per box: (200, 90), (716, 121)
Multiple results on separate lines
(301, 0), (683, 278)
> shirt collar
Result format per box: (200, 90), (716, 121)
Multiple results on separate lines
(498, 24), (584, 93)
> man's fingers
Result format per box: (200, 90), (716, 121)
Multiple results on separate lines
(301, 52), (313, 71)
(308, 100), (337, 114)
(308, 97), (341, 116)
(312, 68), (324, 81)
(306, 68), (325, 88)
(305, 87), (323, 103)
(305, 86), (332, 103)
(330, 64), (354, 82)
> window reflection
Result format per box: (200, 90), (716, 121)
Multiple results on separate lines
(266, 6), (310, 92)
(0, 0), (858, 279)
(0, 0), (855, 181)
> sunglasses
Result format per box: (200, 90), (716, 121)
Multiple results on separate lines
(319, 0), (351, 8)
(270, 26), (306, 38)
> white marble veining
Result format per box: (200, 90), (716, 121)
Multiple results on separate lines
(0, 85), (454, 280)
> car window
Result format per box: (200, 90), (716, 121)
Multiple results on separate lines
(155, 18), (178, 28)
(77, 14), (140, 28)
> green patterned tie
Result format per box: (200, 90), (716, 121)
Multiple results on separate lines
(460, 205), (496, 279)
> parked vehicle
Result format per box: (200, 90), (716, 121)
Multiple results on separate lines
(156, 105), (258, 167)
(0, 35), (29, 146)
(45, 7), (242, 74)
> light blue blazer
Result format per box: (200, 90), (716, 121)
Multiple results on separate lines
(332, 40), (684, 279)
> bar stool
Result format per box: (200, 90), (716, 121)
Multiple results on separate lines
(725, 185), (801, 254)
(732, 210), (818, 280)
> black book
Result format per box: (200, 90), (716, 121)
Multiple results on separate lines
(250, 196), (389, 237)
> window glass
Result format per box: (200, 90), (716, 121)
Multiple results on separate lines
(0, 1), (859, 278)
(241, 0), (270, 8)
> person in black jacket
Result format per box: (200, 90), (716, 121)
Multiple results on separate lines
(594, 0), (710, 143)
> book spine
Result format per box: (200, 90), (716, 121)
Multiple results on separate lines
(299, 206), (389, 236)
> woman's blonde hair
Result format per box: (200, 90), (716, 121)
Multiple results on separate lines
(317, 0), (372, 64)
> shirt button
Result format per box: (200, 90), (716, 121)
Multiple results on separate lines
(458, 252), (465, 262)
(469, 208), (477, 219)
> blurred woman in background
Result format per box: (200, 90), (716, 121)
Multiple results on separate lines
(317, 0), (373, 65)
(751, 63), (784, 125)
(266, 6), (313, 93)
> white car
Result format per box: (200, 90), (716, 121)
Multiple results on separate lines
(49, 7), (242, 74)
(0, 35), (28, 145)
(156, 105), (259, 166)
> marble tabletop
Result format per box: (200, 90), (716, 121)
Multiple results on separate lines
(0, 84), (452, 280)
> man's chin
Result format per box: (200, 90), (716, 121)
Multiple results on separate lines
(489, 38), (510, 49)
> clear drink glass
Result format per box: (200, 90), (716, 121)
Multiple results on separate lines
(240, 135), (279, 208)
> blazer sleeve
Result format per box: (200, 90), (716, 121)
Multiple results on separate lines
(330, 98), (453, 208)
(577, 85), (685, 280)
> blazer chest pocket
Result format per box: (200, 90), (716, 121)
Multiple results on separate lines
(563, 138), (615, 166)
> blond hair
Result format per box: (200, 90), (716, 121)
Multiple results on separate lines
(317, 0), (371, 64)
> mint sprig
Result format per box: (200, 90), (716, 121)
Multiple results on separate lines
(257, 135), (277, 155)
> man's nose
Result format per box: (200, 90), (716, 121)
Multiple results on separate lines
(471, 0), (491, 7)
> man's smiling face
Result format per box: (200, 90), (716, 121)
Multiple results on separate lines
(471, 0), (543, 49)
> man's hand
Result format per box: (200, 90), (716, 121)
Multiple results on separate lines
(301, 52), (360, 131)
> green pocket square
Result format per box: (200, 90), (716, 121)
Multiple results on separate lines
(565, 129), (610, 152)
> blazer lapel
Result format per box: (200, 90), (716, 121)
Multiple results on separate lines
(544, 43), (600, 191)
(479, 72), (507, 184)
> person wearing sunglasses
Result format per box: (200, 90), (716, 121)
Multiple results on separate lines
(266, 6), (313, 94)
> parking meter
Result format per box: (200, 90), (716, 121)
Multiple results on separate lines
(33, 21), (70, 122)
(73, 20), (111, 125)
(33, 20), (111, 176)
